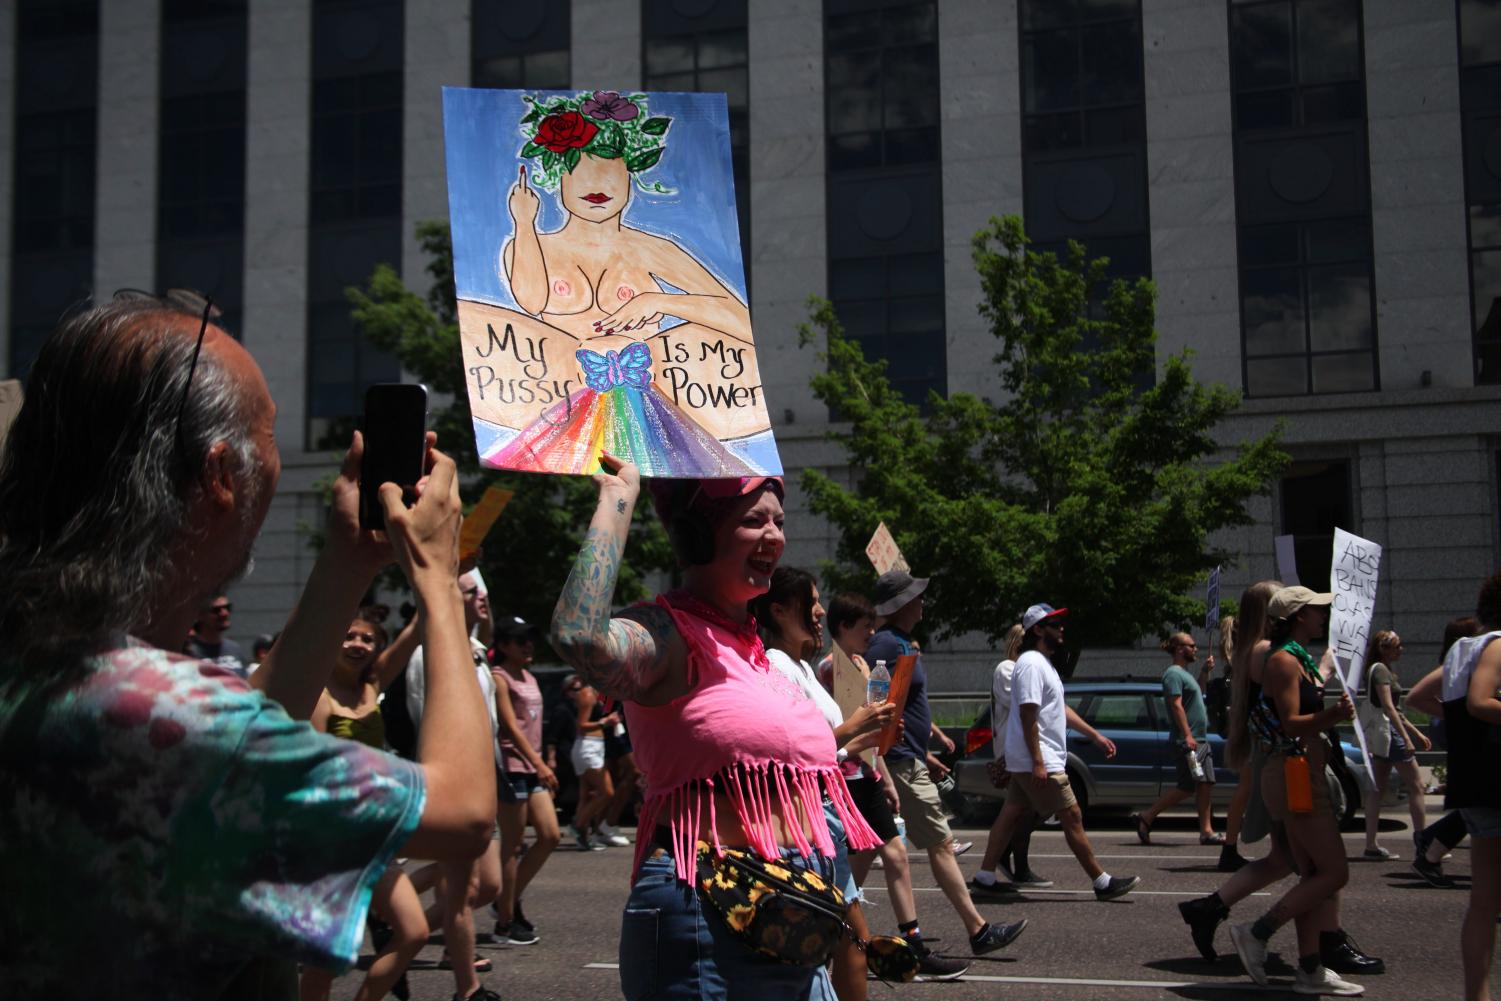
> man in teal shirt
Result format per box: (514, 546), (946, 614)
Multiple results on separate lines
(1132, 632), (1222, 845)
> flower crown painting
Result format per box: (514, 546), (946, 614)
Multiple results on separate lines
(442, 87), (781, 478)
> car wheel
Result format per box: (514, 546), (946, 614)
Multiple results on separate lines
(1066, 768), (1089, 816)
(954, 793), (1001, 827)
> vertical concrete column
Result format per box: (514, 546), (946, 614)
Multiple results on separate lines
(402, 0), (468, 287)
(572, 0), (640, 91)
(1141, 0), (1241, 389)
(1363, 0), (1471, 389)
(939, 0), (1019, 400)
(93, 0), (159, 297)
(0, 0), (16, 372)
(243, 0), (311, 446)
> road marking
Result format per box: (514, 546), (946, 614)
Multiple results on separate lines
(586, 963), (1281, 991)
(1029, 852), (1231, 859)
(864, 886), (1270, 897)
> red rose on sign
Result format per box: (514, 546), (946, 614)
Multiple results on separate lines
(534, 112), (598, 153)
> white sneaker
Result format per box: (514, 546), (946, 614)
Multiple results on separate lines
(596, 822), (631, 847)
(1293, 965), (1364, 995)
(1228, 923), (1268, 986)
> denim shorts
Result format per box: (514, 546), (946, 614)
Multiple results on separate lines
(619, 849), (839, 1000)
(497, 770), (542, 804)
(823, 799), (861, 904)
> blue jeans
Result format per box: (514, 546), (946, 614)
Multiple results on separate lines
(619, 850), (839, 1000)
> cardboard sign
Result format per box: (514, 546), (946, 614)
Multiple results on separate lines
(1274, 534), (1300, 586)
(459, 484), (515, 559)
(865, 522), (910, 575)
(876, 653), (918, 757)
(1329, 527), (1381, 786)
(1205, 565), (1222, 633)
(442, 87), (780, 478)
(0, 379), (21, 455)
(830, 645), (876, 768)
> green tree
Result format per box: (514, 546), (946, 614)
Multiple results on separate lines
(344, 221), (674, 637)
(800, 215), (1287, 667)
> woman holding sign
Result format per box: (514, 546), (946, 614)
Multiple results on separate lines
(550, 462), (891, 998)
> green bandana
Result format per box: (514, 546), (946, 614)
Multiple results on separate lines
(1278, 639), (1320, 683)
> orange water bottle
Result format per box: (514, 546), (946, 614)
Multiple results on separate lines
(1283, 754), (1313, 813)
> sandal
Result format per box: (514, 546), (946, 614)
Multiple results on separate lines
(1200, 833), (1226, 845)
(438, 953), (493, 972)
(1131, 813), (1151, 845)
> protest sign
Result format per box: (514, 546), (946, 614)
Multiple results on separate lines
(1329, 528), (1381, 786)
(876, 654), (917, 757)
(865, 522), (910, 575)
(1205, 565), (1221, 633)
(443, 87), (780, 478)
(1274, 534), (1301, 585)
(830, 645), (876, 768)
(459, 484), (515, 560)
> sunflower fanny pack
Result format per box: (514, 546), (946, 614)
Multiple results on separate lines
(693, 842), (919, 981)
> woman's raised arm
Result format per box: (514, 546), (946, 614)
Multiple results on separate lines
(549, 453), (678, 702)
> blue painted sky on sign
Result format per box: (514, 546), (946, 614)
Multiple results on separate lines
(442, 87), (746, 309)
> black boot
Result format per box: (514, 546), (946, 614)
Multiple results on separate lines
(1319, 929), (1385, 975)
(1177, 894), (1229, 962)
(1217, 842), (1248, 872)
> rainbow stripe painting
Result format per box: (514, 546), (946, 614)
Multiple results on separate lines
(442, 86), (782, 478)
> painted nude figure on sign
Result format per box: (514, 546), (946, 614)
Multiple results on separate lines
(455, 90), (775, 477)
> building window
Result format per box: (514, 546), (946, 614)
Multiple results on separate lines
(158, 0), (248, 338)
(1230, 0), (1377, 397)
(643, 0), (750, 274)
(8, 0), (99, 375)
(306, 0), (405, 449)
(472, 1), (570, 90)
(1019, 0), (1150, 284)
(1459, 0), (1501, 382)
(1280, 458), (1352, 590)
(824, 0), (945, 407)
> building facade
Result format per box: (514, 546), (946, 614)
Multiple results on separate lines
(2, 0), (1498, 688)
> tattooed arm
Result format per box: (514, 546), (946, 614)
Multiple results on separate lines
(550, 454), (685, 704)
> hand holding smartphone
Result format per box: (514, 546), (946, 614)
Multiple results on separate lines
(359, 383), (429, 531)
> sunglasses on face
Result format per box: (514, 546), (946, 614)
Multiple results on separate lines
(211, 603), (232, 614)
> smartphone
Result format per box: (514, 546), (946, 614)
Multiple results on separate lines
(359, 383), (429, 531)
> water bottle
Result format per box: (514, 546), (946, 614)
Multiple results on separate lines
(1187, 745), (1205, 781)
(867, 661), (891, 704)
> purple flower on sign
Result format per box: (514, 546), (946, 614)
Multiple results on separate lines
(581, 90), (639, 122)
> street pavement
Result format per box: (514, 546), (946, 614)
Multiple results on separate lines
(333, 796), (1486, 1000)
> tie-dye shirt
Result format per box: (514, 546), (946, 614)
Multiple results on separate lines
(0, 636), (426, 999)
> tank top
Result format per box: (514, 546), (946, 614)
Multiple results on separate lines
(623, 590), (881, 882)
(1249, 641), (1323, 754)
(496, 667), (542, 774)
(1442, 630), (1501, 810)
(328, 707), (386, 750)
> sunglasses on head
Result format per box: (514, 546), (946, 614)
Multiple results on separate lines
(113, 288), (221, 462)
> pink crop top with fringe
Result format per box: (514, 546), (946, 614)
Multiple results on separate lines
(624, 590), (882, 882)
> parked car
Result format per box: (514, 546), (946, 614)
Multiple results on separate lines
(951, 679), (1365, 827)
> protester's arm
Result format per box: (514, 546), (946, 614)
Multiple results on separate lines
(492, 670), (557, 791)
(371, 616), (422, 694)
(1406, 666), (1444, 717)
(930, 720), (955, 754)
(251, 433), (397, 719)
(1020, 704), (1046, 782)
(1268, 650), (1353, 737)
(550, 455), (682, 702)
(1064, 704), (1117, 758)
(1376, 678), (1430, 750)
(383, 450), (495, 859)
(1467, 640), (1501, 726)
(834, 701), (895, 747)
(1167, 694), (1196, 750)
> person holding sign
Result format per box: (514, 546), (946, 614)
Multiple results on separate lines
(1131, 632), (1222, 846)
(866, 571), (1029, 957)
(550, 467), (884, 998)
(1228, 587), (1365, 996)
(1358, 629), (1430, 861)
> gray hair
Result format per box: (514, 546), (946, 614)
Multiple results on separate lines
(0, 298), (262, 668)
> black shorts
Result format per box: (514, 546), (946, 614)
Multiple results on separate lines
(846, 775), (900, 844)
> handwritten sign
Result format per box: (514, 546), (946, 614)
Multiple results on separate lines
(876, 654), (918, 757)
(1274, 534), (1300, 586)
(1329, 527), (1381, 786)
(830, 644), (876, 768)
(459, 485), (515, 560)
(865, 522), (910, 575)
(1205, 565), (1222, 633)
(443, 87), (781, 478)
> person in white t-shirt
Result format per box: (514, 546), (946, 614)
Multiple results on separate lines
(971, 604), (1140, 902)
(981, 623), (1051, 888)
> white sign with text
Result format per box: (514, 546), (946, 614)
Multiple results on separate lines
(1329, 527), (1381, 786)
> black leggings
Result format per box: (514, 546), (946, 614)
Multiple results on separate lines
(1425, 809), (1469, 850)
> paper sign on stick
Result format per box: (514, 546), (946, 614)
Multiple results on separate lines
(1205, 566), (1222, 633)
(459, 485), (515, 559)
(442, 87), (780, 479)
(876, 654), (917, 757)
(830, 645), (876, 768)
(1329, 527), (1382, 787)
(1274, 534), (1301, 586)
(865, 522), (910, 575)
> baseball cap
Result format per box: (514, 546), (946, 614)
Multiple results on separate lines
(1267, 586), (1333, 620)
(1022, 603), (1068, 631)
(873, 570), (929, 617)
(496, 615), (538, 641)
